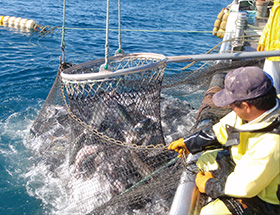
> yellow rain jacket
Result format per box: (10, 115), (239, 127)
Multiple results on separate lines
(258, 0), (280, 61)
(213, 100), (280, 205)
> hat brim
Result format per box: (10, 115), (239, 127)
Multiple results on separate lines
(212, 89), (235, 107)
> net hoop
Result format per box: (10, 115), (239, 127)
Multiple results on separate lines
(61, 53), (167, 82)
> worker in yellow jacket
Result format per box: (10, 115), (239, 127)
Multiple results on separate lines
(257, 0), (280, 94)
(169, 67), (280, 214)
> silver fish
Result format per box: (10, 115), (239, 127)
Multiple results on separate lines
(75, 144), (101, 173)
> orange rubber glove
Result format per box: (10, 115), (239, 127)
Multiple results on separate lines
(168, 138), (189, 158)
(195, 171), (214, 193)
(257, 44), (265, 52)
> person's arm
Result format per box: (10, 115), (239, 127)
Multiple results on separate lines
(169, 111), (238, 157)
(168, 126), (222, 157)
(197, 149), (236, 198)
(183, 127), (221, 154)
(203, 134), (280, 199)
(257, 3), (275, 51)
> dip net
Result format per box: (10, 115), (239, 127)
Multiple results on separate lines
(29, 54), (264, 214)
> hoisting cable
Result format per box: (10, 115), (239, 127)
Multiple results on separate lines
(99, 0), (112, 72)
(104, 0), (111, 70)
(58, 0), (73, 71)
(60, 0), (66, 64)
(118, 0), (122, 52)
(115, 0), (125, 56)
(105, 0), (110, 68)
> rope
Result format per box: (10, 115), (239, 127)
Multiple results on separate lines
(117, 0), (122, 53)
(87, 156), (179, 215)
(61, 0), (66, 63)
(120, 156), (179, 196)
(178, 34), (261, 71)
(38, 25), (254, 36)
(180, 37), (232, 71)
(162, 34), (261, 89)
(104, 0), (110, 69)
(56, 27), (217, 34)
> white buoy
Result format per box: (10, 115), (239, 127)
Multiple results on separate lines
(8, 16), (16, 26)
(3, 16), (10, 26)
(19, 18), (28, 28)
(25, 19), (36, 30)
(14, 17), (22, 27)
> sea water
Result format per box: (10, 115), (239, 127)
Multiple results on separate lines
(0, 0), (231, 214)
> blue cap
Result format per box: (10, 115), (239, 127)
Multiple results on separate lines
(212, 66), (272, 107)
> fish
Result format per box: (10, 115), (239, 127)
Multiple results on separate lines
(74, 144), (102, 173)
(129, 151), (154, 178)
(30, 105), (70, 137)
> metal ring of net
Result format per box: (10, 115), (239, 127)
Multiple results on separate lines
(61, 53), (167, 149)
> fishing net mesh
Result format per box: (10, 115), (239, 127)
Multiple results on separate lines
(29, 53), (264, 214)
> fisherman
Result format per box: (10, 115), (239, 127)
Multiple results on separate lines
(257, 0), (280, 94)
(168, 66), (280, 214)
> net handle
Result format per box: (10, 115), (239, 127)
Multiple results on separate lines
(61, 53), (167, 81)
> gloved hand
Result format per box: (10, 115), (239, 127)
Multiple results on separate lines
(168, 138), (189, 158)
(195, 171), (214, 193)
(257, 44), (264, 51)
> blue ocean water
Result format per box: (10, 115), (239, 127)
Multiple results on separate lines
(0, 0), (231, 214)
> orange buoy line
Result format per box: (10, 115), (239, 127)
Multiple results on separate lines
(212, 7), (230, 39)
(0, 15), (39, 30)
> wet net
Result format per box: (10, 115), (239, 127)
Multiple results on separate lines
(29, 54), (264, 214)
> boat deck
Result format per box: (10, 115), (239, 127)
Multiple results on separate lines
(244, 16), (268, 51)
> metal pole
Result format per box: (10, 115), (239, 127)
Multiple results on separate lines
(166, 50), (280, 63)
(169, 171), (199, 215)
